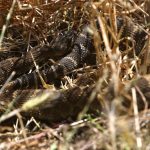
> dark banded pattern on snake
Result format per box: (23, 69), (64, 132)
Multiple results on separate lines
(2, 16), (148, 91)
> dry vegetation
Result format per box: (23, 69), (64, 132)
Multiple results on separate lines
(0, 0), (150, 150)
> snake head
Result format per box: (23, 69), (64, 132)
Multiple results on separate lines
(49, 30), (77, 57)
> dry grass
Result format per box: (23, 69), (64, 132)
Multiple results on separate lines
(0, 0), (150, 150)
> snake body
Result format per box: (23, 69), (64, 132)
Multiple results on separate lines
(4, 16), (148, 90)
(0, 15), (149, 122)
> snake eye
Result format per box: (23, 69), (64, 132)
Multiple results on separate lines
(59, 32), (63, 36)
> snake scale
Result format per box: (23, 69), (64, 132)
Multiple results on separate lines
(1, 16), (148, 91)
(0, 15), (149, 122)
